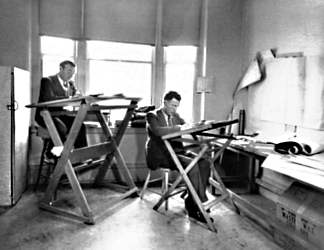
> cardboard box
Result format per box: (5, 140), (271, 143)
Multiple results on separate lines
(276, 182), (324, 249)
(274, 230), (307, 250)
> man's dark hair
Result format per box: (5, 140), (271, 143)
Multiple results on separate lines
(163, 91), (181, 102)
(60, 60), (76, 69)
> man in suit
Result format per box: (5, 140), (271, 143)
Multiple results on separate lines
(35, 60), (87, 159)
(146, 90), (211, 223)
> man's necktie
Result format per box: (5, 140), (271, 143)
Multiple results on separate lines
(168, 115), (174, 127)
(63, 82), (72, 97)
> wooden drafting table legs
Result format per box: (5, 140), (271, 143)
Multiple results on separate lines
(94, 100), (138, 191)
(153, 137), (239, 233)
(206, 139), (240, 214)
(38, 101), (139, 224)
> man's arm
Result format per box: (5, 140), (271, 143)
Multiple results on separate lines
(39, 77), (67, 102)
(146, 112), (181, 137)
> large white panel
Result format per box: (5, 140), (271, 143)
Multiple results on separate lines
(0, 67), (13, 205)
(13, 68), (31, 204)
(0, 67), (30, 206)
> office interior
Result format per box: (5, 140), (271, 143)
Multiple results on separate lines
(1, 0), (324, 249)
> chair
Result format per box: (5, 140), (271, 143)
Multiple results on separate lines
(140, 168), (186, 210)
(141, 139), (188, 210)
(34, 126), (56, 191)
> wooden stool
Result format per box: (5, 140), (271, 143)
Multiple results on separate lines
(140, 168), (186, 210)
(34, 126), (55, 191)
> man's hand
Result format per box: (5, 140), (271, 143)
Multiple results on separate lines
(73, 90), (83, 98)
(181, 120), (208, 130)
(197, 120), (206, 125)
(63, 106), (74, 111)
(181, 122), (194, 130)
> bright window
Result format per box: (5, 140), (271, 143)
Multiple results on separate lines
(165, 46), (197, 122)
(88, 60), (151, 100)
(87, 41), (152, 61)
(87, 41), (153, 124)
(40, 36), (76, 77)
(40, 37), (198, 125)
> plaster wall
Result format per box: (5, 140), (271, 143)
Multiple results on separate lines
(202, 0), (243, 122)
(239, 0), (324, 136)
(0, 0), (31, 71)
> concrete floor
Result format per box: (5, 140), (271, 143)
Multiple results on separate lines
(0, 186), (283, 250)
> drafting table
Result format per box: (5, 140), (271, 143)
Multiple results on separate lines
(26, 95), (141, 224)
(153, 119), (239, 233)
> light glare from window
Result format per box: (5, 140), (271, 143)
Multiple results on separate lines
(165, 46), (197, 62)
(88, 40), (152, 61)
(87, 41), (153, 125)
(89, 60), (151, 104)
(41, 36), (74, 57)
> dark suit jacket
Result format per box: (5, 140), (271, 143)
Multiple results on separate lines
(35, 75), (78, 127)
(146, 108), (185, 170)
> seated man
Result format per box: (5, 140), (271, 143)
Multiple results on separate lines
(35, 60), (87, 159)
(146, 90), (211, 223)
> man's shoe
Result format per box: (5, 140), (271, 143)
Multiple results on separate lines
(45, 149), (56, 159)
(44, 150), (55, 164)
(44, 155), (55, 164)
(185, 198), (214, 223)
(187, 208), (214, 224)
(184, 198), (194, 210)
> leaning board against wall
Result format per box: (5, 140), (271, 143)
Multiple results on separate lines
(248, 55), (324, 135)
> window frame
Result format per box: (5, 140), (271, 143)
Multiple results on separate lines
(39, 36), (198, 122)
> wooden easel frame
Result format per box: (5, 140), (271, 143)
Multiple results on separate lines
(153, 119), (239, 233)
(27, 96), (141, 224)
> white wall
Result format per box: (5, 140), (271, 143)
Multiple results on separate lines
(230, 0), (324, 137)
(201, 0), (244, 122)
(0, 0), (32, 71)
